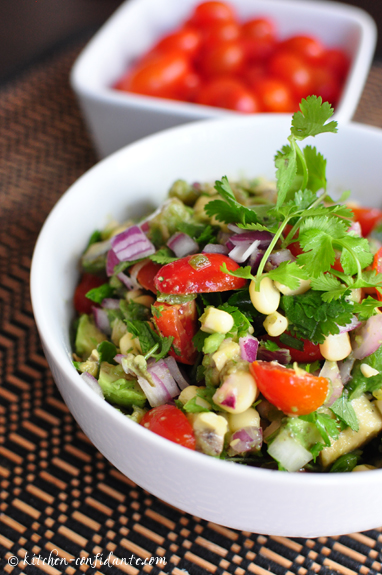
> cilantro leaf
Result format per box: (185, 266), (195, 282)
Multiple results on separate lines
(274, 144), (298, 208)
(303, 145), (327, 193)
(126, 320), (173, 362)
(150, 247), (177, 264)
(97, 340), (118, 364)
(339, 235), (373, 275)
(352, 296), (382, 321)
(267, 261), (309, 290)
(218, 303), (252, 338)
(300, 411), (340, 447)
(330, 394), (359, 432)
(86, 283), (114, 304)
(346, 345), (382, 400)
(329, 452), (361, 473)
(205, 176), (259, 226)
(291, 96), (337, 140)
(120, 300), (151, 321)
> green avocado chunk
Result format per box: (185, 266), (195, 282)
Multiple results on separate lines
(98, 362), (146, 408)
(75, 314), (107, 359)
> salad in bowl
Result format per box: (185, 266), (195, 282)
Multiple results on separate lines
(72, 97), (382, 474)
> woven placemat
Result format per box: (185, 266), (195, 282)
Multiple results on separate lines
(1, 40), (382, 575)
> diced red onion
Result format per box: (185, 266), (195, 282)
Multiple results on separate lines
(80, 372), (105, 399)
(101, 298), (121, 309)
(117, 272), (134, 290)
(229, 240), (260, 264)
(257, 347), (291, 364)
(106, 248), (120, 276)
(135, 358), (180, 407)
(338, 356), (355, 385)
(229, 230), (274, 248)
(348, 221), (362, 236)
(337, 316), (361, 333)
(351, 315), (382, 360)
(239, 335), (259, 363)
(202, 244), (229, 255)
(228, 426), (263, 455)
(111, 225), (155, 262)
(93, 307), (111, 335)
(114, 354), (124, 364)
(167, 232), (198, 258)
(129, 259), (147, 289)
(249, 249), (265, 273)
(227, 224), (245, 234)
(221, 395), (236, 408)
(164, 356), (190, 390)
(320, 360), (343, 406)
(267, 249), (295, 269)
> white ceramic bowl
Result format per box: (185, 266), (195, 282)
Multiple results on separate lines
(70, 0), (376, 159)
(31, 115), (382, 537)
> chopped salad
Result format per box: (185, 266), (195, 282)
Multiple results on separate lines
(73, 97), (382, 473)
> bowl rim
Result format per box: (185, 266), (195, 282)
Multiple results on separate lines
(70, 0), (377, 124)
(31, 113), (382, 490)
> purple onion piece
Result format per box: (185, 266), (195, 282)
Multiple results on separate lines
(239, 335), (259, 363)
(348, 221), (362, 236)
(146, 358), (180, 401)
(117, 272), (134, 290)
(80, 372), (105, 399)
(320, 361), (344, 407)
(164, 356), (190, 390)
(106, 249), (120, 277)
(228, 426), (263, 455)
(257, 347), (291, 365)
(114, 354), (125, 364)
(227, 224), (245, 234)
(337, 315), (361, 334)
(338, 356), (355, 385)
(229, 230), (273, 248)
(111, 225), (155, 262)
(101, 298), (121, 309)
(167, 232), (198, 258)
(93, 307), (111, 335)
(202, 243), (229, 255)
(351, 315), (382, 360)
(249, 249), (265, 273)
(267, 249), (295, 269)
(229, 240), (260, 264)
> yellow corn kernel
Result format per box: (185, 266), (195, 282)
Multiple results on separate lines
(249, 277), (280, 315)
(319, 332), (351, 361)
(360, 363), (379, 378)
(200, 307), (234, 334)
(228, 407), (260, 433)
(213, 371), (257, 414)
(126, 289), (143, 301)
(263, 311), (288, 337)
(134, 295), (155, 307)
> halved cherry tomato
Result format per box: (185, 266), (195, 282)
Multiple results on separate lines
(261, 334), (323, 363)
(350, 206), (382, 238)
(73, 273), (107, 315)
(196, 77), (260, 112)
(188, 1), (237, 29)
(153, 300), (198, 364)
(250, 360), (329, 416)
(116, 52), (191, 99)
(154, 253), (247, 294)
(133, 260), (163, 293)
(140, 404), (196, 450)
(372, 247), (382, 302)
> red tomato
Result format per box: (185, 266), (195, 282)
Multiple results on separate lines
(202, 21), (240, 45)
(154, 253), (247, 294)
(178, 70), (203, 101)
(372, 247), (382, 302)
(140, 404), (196, 449)
(153, 300), (198, 364)
(312, 67), (341, 107)
(73, 273), (106, 315)
(250, 360), (329, 416)
(322, 48), (350, 80)
(116, 52), (191, 99)
(198, 40), (245, 77)
(269, 51), (314, 100)
(262, 334), (324, 364)
(188, 1), (237, 29)
(252, 77), (296, 113)
(133, 260), (163, 293)
(280, 35), (325, 64)
(241, 17), (276, 43)
(151, 28), (202, 59)
(196, 77), (260, 112)
(350, 206), (382, 237)
(241, 37), (276, 63)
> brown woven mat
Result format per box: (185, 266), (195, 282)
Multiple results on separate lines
(1, 40), (382, 575)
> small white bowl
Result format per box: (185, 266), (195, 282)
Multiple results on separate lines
(31, 114), (382, 537)
(70, 0), (376, 158)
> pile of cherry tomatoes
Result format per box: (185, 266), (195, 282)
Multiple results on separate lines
(114, 1), (349, 113)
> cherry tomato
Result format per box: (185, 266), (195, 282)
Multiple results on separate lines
(350, 206), (382, 237)
(178, 70), (203, 101)
(140, 404), (196, 449)
(202, 21), (240, 45)
(331, 255), (344, 273)
(73, 273), (106, 315)
(198, 40), (245, 77)
(154, 253), (247, 294)
(312, 67), (341, 107)
(188, 1), (237, 29)
(269, 51), (314, 100)
(251, 77), (296, 113)
(280, 35), (325, 64)
(153, 300), (198, 364)
(241, 37), (276, 63)
(250, 360), (329, 416)
(132, 260), (163, 293)
(241, 17), (276, 43)
(196, 77), (260, 112)
(322, 48), (350, 80)
(372, 247), (382, 302)
(151, 27), (202, 59)
(117, 52), (191, 99)
(261, 334), (324, 364)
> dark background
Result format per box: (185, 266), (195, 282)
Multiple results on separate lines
(0, 0), (381, 84)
